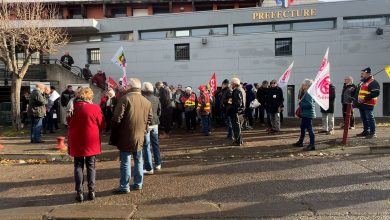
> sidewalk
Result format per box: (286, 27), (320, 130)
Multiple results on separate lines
(1, 122), (390, 162)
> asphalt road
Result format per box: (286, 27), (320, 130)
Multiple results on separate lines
(1, 154), (390, 219)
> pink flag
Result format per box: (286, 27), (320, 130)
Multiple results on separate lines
(318, 48), (329, 75)
(277, 61), (294, 87)
(308, 62), (330, 110)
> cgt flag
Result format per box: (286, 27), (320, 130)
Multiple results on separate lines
(277, 61), (294, 87)
(108, 76), (118, 89)
(308, 62), (331, 110)
(385, 65), (390, 78)
(207, 73), (217, 96)
(111, 46), (127, 87)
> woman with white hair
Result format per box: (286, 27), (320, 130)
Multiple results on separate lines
(293, 79), (316, 151)
(100, 88), (117, 132)
(141, 82), (162, 174)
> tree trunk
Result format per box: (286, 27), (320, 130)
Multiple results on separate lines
(11, 74), (22, 131)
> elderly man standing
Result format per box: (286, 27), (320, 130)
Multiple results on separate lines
(227, 78), (245, 146)
(111, 78), (152, 193)
(28, 83), (48, 143)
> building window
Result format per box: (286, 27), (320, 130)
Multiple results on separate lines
(275, 38), (292, 56)
(153, 7), (169, 14)
(192, 26), (228, 36)
(102, 33), (134, 42)
(69, 8), (82, 19)
(234, 24), (272, 34)
(175, 44), (190, 61)
(175, 30), (190, 37)
(87, 48), (100, 64)
(274, 23), (292, 32)
(89, 36), (101, 42)
(293, 19), (336, 31)
(344, 16), (387, 28)
(111, 8), (127, 18)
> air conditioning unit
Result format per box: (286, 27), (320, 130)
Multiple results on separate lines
(202, 38), (207, 44)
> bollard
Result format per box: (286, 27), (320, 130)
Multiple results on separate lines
(55, 136), (67, 151)
(342, 103), (352, 145)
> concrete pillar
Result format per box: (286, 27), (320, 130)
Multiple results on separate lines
(228, 24), (234, 36)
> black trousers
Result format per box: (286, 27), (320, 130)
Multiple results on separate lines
(342, 104), (355, 127)
(185, 110), (197, 131)
(74, 156), (96, 193)
(258, 106), (266, 124)
(230, 113), (243, 144)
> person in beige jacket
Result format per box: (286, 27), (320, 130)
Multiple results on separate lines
(110, 78), (152, 193)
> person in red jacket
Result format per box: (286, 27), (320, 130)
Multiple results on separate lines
(68, 87), (105, 202)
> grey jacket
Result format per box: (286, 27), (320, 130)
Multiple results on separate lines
(28, 89), (48, 118)
(143, 91), (161, 126)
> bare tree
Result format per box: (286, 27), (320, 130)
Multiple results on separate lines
(0, 2), (68, 130)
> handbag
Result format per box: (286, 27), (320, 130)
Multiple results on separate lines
(249, 99), (261, 109)
(295, 106), (301, 118)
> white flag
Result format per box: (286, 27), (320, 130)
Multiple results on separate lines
(111, 46), (127, 87)
(308, 62), (330, 110)
(277, 61), (294, 88)
(316, 48), (329, 79)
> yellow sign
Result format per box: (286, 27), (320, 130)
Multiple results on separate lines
(385, 65), (390, 78)
(252, 8), (317, 21)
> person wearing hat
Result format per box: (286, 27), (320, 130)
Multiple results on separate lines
(355, 67), (380, 139)
(197, 84), (211, 136)
(227, 77), (245, 146)
(220, 79), (233, 140)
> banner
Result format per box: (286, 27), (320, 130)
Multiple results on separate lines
(308, 62), (330, 110)
(108, 76), (118, 89)
(277, 61), (294, 87)
(385, 65), (390, 78)
(207, 73), (217, 96)
(111, 46), (127, 87)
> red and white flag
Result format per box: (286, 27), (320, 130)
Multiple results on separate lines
(308, 62), (330, 110)
(207, 73), (217, 96)
(277, 61), (294, 87)
(108, 76), (118, 89)
(317, 48), (329, 78)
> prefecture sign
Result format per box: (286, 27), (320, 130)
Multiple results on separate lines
(252, 8), (317, 21)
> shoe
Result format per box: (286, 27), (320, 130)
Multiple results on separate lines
(270, 130), (279, 134)
(247, 126), (253, 130)
(75, 192), (84, 202)
(132, 185), (142, 191)
(88, 191), (95, 200)
(265, 128), (272, 132)
(155, 165), (161, 170)
(318, 130), (327, 134)
(112, 189), (130, 194)
(356, 131), (369, 137)
(144, 169), (154, 175)
(292, 142), (303, 147)
(365, 133), (377, 139)
(303, 145), (316, 151)
(49, 131), (56, 134)
(349, 126), (355, 130)
(326, 130), (334, 135)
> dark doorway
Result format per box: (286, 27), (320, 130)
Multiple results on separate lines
(287, 85), (295, 117)
(383, 83), (390, 116)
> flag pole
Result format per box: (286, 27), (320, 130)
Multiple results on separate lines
(372, 68), (384, 77)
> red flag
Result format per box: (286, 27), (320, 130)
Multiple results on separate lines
(207, 73), (217, 96)
(108, 76), (118, 89)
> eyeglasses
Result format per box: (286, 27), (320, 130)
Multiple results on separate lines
(271, 82), (276, 85)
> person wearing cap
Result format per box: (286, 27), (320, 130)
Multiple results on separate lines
(197, 85), (211, 136)
(82, 64), (92, 80)
(227, 77), (245, 146)
(355, 67), (380, 139)
(180, 86), (198, 132)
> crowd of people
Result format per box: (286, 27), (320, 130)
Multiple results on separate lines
(26, 66), (380, 202)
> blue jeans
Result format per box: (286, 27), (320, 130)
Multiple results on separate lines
(119, 151), (143, 191)
(201, 115), (210, 135)
(222, 111), (233, 138)
(299, 117), (315, 146)
(30, 117), (43, 143)
(143, 126), (161, 171)
(359, 108), (376, 134)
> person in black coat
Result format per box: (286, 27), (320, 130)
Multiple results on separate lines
(341, 76), (356, 129)
(227, 78), (244, 146)
(60, 51), (74, 70)
(320, 83), (336, 135)
(159, 84), (173, 138)
(265, 80), (284, 133)
(256, 80), (269, 125)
